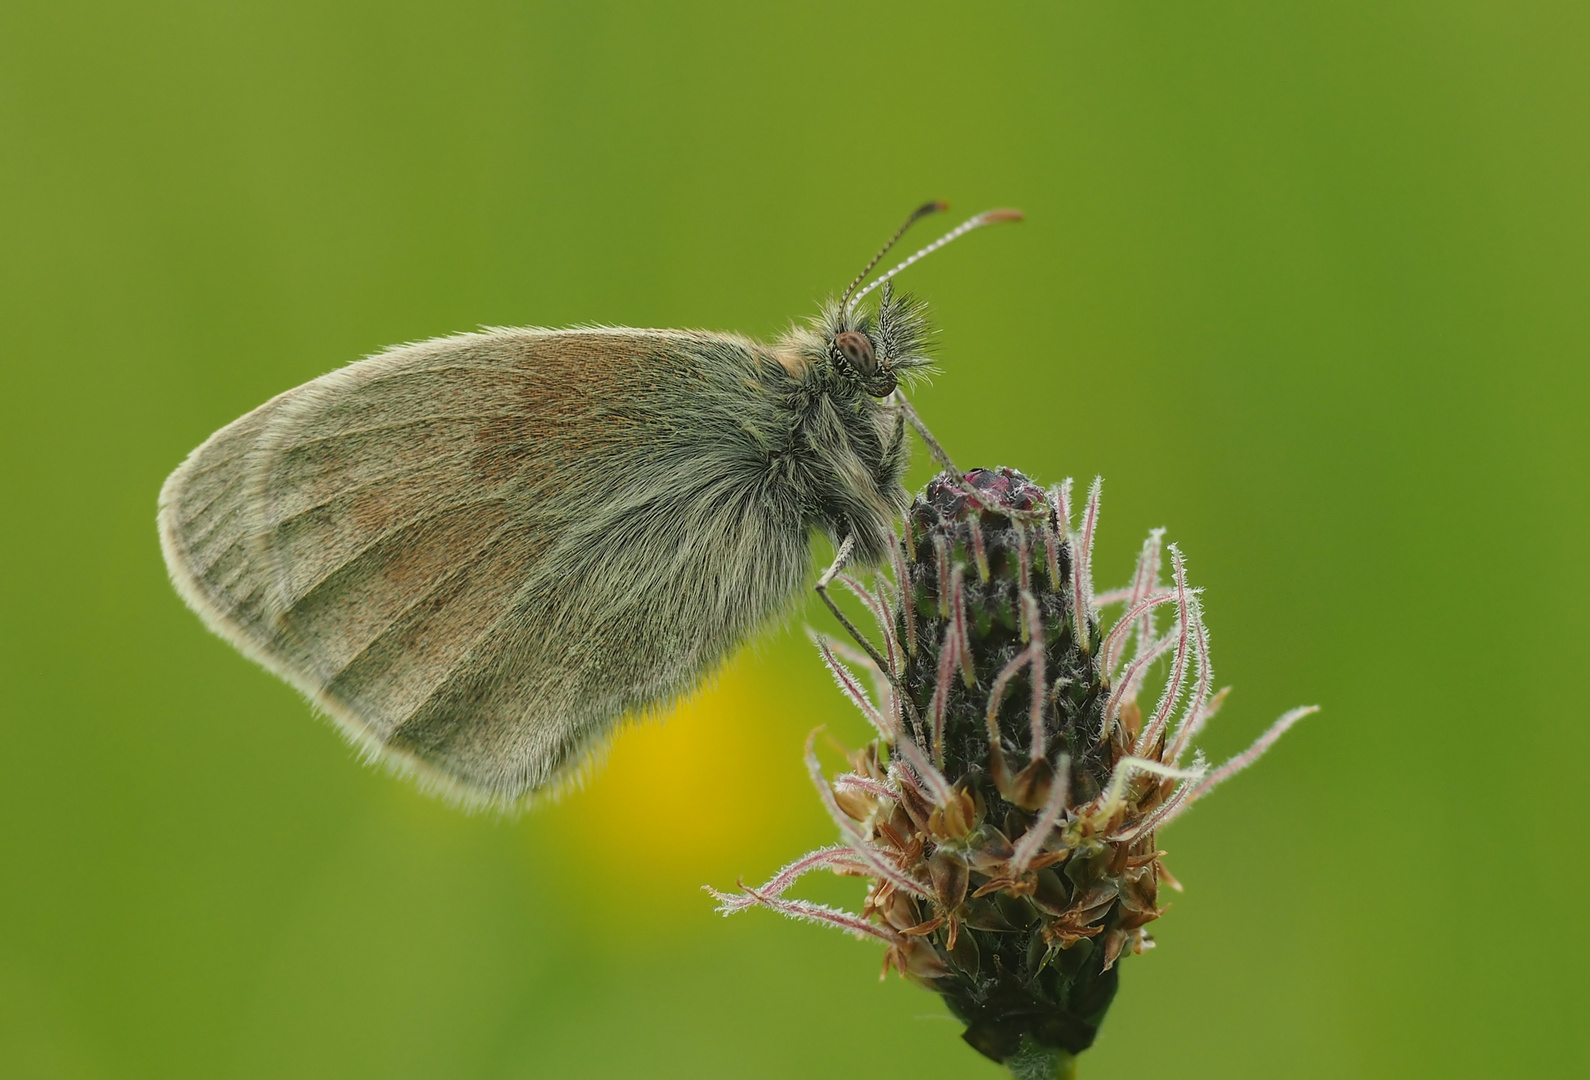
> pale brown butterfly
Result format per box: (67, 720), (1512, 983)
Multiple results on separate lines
(158, 201), (1021, 808)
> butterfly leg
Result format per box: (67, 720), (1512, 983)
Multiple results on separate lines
(896, 392), (1029, 519)
(816, 536), (930, 743)
(815, 535), (893, 672)
(894, 393), (959, 474)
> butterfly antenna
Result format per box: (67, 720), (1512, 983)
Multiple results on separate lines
(847, 208), (1024, 312)
(838, 200), (950, 310)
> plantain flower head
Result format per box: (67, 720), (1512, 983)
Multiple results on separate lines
(710, 467), (1315, 1078)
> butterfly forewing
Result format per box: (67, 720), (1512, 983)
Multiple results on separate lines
(160, 328), (803, 805)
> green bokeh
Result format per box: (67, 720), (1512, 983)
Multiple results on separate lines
(3, 3), (1586, 1077)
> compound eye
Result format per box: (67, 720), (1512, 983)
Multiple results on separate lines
(833, 331), (877, 377)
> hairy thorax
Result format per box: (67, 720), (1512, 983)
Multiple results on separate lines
(763, 333), (908, 568)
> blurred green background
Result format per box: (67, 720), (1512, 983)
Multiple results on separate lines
(2, 2), (1586, 1077)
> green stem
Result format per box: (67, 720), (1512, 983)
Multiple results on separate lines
(1004, 1040), (1078, 1080)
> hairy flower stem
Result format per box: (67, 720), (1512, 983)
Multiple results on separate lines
(1006, 1040), (1078, 1080)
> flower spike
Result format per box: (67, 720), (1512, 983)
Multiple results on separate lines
(710, 467), (1312, 1076)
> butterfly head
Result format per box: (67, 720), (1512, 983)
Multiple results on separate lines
(818, 282), (935, 399)
(821, 201), (1021, 399)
